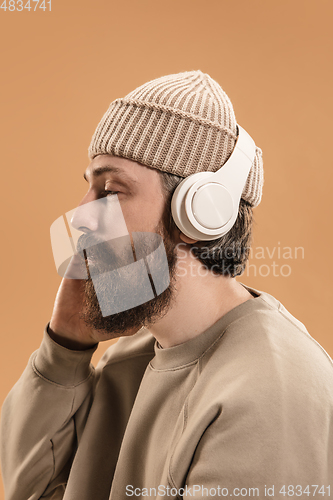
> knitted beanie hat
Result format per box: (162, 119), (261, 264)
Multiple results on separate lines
(89, 70), (263, 207)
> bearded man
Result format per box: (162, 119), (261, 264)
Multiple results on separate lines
(1, 71), (332, 500)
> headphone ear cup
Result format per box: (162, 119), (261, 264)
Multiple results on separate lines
(171, 176), (235, 241)
(171, 172), (215, 241)
(171, 127), (256, 241)
(187, 182), (234, 230)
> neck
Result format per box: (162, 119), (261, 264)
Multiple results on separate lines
(148, 245), (253, 348)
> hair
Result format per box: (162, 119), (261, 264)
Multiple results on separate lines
(160, 171), (253, 278)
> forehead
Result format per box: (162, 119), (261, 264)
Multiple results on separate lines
(84, 154), (159, 185)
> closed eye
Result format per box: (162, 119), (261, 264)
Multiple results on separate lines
(104, 190), (119, 197)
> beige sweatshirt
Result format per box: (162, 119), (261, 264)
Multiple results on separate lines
(1, 286), (333, 500)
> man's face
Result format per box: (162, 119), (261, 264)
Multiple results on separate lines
(80, 154), (167, 235)
(73, 154), (178, 337)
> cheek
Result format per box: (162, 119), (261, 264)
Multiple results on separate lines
(121, 197), (166, 233)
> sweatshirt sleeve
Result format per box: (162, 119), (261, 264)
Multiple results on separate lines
(0, 327), (98, 500)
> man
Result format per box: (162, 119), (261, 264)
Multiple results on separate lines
(1, 71), (332, 500)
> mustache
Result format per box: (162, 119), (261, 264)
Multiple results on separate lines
(76, 233), (136, 275)
(76, 233), (107, 254)
(75, 231), (171, 279)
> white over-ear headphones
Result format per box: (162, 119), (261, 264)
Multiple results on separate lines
(171, 125), (256, 241)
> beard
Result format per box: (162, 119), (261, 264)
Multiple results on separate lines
(79, 225), (178, 338)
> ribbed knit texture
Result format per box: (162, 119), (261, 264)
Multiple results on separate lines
(89, 71), (264, 207)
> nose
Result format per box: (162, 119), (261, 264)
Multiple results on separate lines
(70, 194), (100, 233)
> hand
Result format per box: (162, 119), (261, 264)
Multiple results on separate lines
(49, 275), (99, 350)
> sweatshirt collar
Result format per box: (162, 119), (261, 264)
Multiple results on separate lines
(149, 284), (273, 371)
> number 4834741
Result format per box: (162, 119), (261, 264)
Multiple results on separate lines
(1, 0), (51, 11)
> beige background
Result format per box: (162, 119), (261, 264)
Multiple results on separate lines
(0, 0), (332, 497)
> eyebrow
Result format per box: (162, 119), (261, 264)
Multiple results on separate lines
(83, 165), (138, 184)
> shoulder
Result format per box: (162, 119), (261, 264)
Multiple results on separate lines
(194, 286), (333, 411)
(219, 286), (332, 373)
